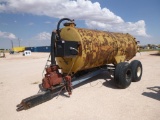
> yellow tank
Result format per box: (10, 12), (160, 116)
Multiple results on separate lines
(12, 47), (25, 52)
(56, 24), (137, 75)
(16, 19), (142, 111)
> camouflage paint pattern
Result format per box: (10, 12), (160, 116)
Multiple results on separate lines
(56, 24), (137, 75)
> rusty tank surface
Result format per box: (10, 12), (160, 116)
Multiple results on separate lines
(56, 23), (137, 74)
(17, 18), (143, 111)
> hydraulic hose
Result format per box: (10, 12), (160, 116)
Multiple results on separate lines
(56, 18), (72, 40)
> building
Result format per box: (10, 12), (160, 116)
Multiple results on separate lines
(25, 46), (51, 52)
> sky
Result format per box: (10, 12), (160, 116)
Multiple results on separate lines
(0, 0), (159, 49)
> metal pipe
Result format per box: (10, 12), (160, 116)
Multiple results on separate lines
(51, 32), (56, 65)
(16, 90), (59, 111)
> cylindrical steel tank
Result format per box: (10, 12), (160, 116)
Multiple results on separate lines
(56, 24), (137, 74)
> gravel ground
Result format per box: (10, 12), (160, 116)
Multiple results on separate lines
(0, 51), (159, 120)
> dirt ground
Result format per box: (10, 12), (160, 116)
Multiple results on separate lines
(0, 51), (159, 120)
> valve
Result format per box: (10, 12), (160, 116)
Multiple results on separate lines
(64, 75), (72, 95)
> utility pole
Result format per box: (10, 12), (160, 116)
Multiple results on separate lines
(10, 39), (13, 49)
(18, 38), (21, 47)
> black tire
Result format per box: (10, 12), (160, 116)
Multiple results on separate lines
(114, 62), (132, 89)
(130, 60), (142, 82)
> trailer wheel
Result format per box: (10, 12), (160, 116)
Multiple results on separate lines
(114, 62), (132, 89)
(130, 60), (142, 82)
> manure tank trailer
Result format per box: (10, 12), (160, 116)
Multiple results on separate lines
(17, 18), (143, 111)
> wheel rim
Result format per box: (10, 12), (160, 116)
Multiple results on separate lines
(137, 66), (141, 77)
(126, 69), (132, 81)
